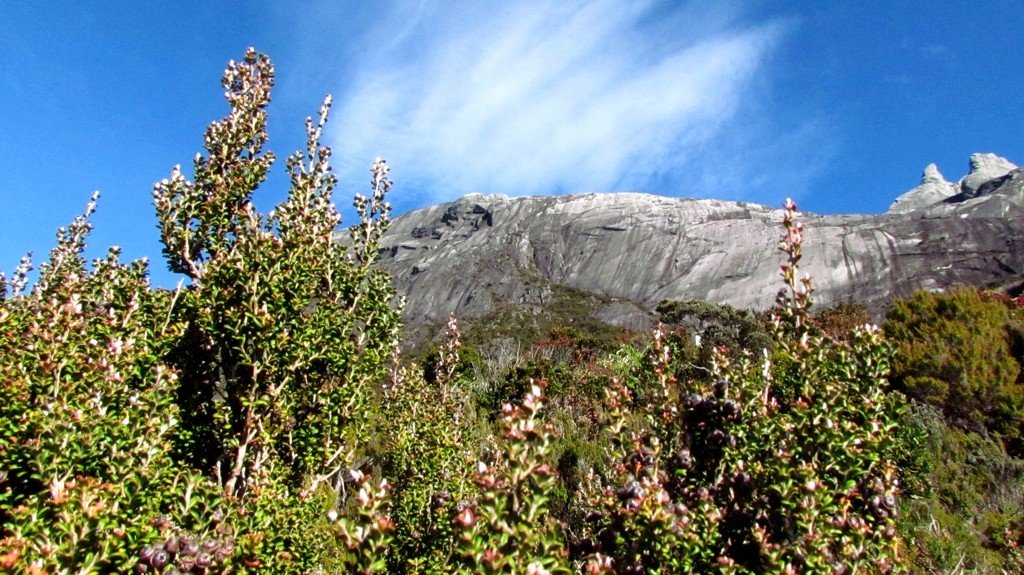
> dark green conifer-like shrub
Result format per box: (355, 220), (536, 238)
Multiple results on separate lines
(884, 288), (1024, 453)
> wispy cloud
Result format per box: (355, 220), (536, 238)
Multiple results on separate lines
(327, 0), (794, 204)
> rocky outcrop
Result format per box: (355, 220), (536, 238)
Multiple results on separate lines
(888, 164), (959, 213)
(959, 153), (1018, 198)
(367, 155), (1024, 332)
(888, 154), (1019, 213)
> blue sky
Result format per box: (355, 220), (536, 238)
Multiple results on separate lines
(2, 1), (1022, 288)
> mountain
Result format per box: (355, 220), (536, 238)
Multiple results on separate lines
(370, 153), (1024, 337)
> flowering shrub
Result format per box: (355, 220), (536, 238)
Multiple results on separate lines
(154, 50), (400, 501)
(378, 315), (477, 573)
(0, 197), (228, 573)
(1, 49), (913, 574)
(331, 469), (395, 574)
(572, 200), (907, 574)
(451, 382), (572, 574)
(1, 49), (400, 574)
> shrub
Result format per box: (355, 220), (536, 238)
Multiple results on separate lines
(378, 315), (477, 573)
(575, 200), (907, 573)
(1, 48), (401, 574)
(1, 48), (914, 575)
(814, 301), (871, 342)
(0, 198), (228, 573)
(884, 288), (1024, 453)
(451, 382), (573, 574)
(897, 404), (1024, 574)
(656, 298), (772, 355)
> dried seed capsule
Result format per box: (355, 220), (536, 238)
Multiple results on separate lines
(196, 551), (214, 570)
(152, 550), (170, 568)
(713, 379), (728, 399)
(201, 538), (219, 553)
(672, 449), (693, 469)
(431, 489), (452, 507)
(180, 538), (200, 556)
(573, 538), (596, 554)
(709, 429), (727, 445)
(617, 480), (644, 502)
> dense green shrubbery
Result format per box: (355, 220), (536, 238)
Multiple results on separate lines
(814, 302), (872, 343)
(884, 288), (1024, 454)
(1, 49), (401, 574)
(896, 403), (1024, 574)
(1, 49), (916, 574)
(879, 289), (1024, 574)
(0, 198), (229, 573)
(656, 298), (773, 355)
(564, 203), (907, 573)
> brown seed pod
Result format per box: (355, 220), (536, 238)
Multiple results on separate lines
(201, 538), (219, 553)
(151, 550), (170, 568)
(196, 551), (214, 570)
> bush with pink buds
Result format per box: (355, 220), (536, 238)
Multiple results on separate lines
(0, 50), (912, 575)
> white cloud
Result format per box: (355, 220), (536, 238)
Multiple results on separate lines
(327, 0), (793, 204)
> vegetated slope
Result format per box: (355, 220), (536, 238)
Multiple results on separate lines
(374, 153), (1024, 337)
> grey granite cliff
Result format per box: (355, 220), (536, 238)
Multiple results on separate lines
(368, 154), (1024, 331)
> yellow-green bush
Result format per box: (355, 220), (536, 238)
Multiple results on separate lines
(884, 288), (1024, 454)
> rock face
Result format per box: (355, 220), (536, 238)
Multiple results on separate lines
(371, 154), (1024, 331)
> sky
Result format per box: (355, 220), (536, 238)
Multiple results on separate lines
(1, 1), (1022, 288)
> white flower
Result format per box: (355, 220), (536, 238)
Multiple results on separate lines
(527, 562), (550, 575)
